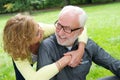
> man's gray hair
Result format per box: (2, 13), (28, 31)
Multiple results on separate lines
(59, 5), (88, 27)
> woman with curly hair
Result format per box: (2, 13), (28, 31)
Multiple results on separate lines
(3, 14), (87, 80)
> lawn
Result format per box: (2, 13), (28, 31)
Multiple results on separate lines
(0, 2), (120, 80)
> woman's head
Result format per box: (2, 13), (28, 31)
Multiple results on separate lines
(3, 14), (43, 60)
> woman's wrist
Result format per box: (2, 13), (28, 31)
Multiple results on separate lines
(55, 61), (62, 71)
(56, 55), (71, 71)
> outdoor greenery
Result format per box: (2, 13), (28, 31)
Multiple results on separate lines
(0, 2), (120, 80)
(0, 0), (120, 13)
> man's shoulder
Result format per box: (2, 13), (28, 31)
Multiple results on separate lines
(87, 38), (97, 45)
(84, 38), (100, 57)
(41, 34), (57, 45)
(86, 38), (99, 49)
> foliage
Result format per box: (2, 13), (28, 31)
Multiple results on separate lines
(3, 3), (13, 11)
(92, 0), (113, 3)
(31, 0), (44, 9)
(43, 0), (63, 8)
(0, 0), (120, 13)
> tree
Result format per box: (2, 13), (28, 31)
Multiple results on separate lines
(64, 0), (71, 5)
(85, 0), (92, 3)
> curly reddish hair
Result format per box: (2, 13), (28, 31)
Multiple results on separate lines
(3, 14), (43, 60)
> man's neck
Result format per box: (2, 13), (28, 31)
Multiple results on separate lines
(66, 46), (72, 51)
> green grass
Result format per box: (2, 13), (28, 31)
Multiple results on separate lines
(0, 2), (120, 80)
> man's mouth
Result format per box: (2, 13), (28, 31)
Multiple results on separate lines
(58, 35), (66, 40)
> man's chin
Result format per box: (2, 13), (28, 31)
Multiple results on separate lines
(57, 40), (65, 46)
(58, 43), (65, 46)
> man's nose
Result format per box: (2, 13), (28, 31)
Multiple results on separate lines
(58, 28), (65, 36)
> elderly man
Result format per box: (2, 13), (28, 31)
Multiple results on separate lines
(37, 5), (120, 80)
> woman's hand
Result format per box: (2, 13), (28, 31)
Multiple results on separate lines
(64, 42), (85, 67)
(56, 55), (71, 71)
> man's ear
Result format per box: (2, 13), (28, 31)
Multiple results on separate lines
(78, 27), (84, 35)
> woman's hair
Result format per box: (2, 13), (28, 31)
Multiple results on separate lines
(3, 14), (43, 60)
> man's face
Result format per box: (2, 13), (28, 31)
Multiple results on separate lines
(55, 29), (79, 47)
(55, 14), (82, 47)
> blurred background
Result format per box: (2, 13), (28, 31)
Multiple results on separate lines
(0, 0), (120, 80)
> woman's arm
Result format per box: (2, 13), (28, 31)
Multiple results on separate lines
(38, 23), (55, 39)
(78, 27), (88, 44)
(14, 56), (71, 80)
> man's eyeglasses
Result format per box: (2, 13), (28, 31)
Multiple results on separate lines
(54, 20), (82, 34)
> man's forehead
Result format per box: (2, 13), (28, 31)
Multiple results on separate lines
(58, 15), (79, 28)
